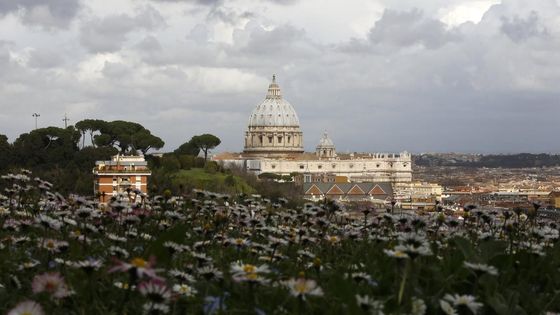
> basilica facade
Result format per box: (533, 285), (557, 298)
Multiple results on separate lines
(214, 75), (412, 184)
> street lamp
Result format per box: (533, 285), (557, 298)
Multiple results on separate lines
(32, 113), (40, 130)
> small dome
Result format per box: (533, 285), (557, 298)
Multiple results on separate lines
(248, 75), (300, 127)
(317, 132), (335, 148)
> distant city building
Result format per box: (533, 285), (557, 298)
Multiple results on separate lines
(93, 155), (151, 203)
(215, 75), (413, 184)
(394, 181), (443, 210)
(394, 182), (444, 201)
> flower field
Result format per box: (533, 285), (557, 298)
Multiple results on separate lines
(1, 171), (560, 314)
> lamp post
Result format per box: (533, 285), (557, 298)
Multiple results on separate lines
(32, 113), (40, 130)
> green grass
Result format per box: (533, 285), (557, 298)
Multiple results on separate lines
(169, 168), (255, 194)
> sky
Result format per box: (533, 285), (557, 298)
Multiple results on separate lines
(0, 0), (559, 154)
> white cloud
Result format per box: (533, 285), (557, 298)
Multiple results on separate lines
(440, 1), (500, 26)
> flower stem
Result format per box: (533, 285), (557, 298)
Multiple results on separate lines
(398, 260), (410, 305)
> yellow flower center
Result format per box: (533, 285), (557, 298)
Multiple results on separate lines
(295, 281), (308, 293)
(246, 273), (258, 280)
(131, 257), (147, 268)
(395, 251), (407, 258)
(313, 258), (322, 267)
(243, 264), (256, 273)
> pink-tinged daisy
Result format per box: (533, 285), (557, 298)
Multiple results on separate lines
(31, 272), (72, 299)
(108, 257), (162, 280)
(7, 300), (45, 315)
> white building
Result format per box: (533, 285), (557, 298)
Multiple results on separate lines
(214, 75), (412, 184)
(394, 182), (444, 201)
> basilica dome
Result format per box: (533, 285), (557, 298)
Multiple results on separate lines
(248, 76), (300, 127)
(244, 75), (304, 155)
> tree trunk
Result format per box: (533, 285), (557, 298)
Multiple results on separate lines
(89, 131), (95, 147)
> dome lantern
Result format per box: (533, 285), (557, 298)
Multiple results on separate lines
(316, 132), (336, 159)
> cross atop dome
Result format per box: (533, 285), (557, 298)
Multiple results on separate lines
(266, 74), (282, 99)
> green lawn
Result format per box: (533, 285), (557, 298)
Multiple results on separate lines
(169, 168), (255, 194)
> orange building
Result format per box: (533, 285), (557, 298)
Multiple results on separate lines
(93, 155), (151, 203)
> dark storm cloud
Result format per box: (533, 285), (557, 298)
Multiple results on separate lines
(368, 9), (461, 49)
(79, 6), (165, 53)
(0, 0), (81, 28)
(501, 11), (548, 42)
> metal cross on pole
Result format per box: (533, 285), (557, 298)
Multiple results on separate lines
(32, 113), (40, 130)
(63, 113), (70, 128)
